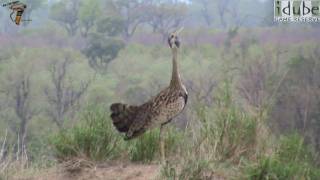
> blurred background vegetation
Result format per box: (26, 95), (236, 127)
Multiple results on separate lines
(0, 0), (320, 179)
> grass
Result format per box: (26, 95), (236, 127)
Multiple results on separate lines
(194, 78), (258, 163)
(128, 126), (183, 163)
(245, 133), (320, 180)
(160, 78), (259, 179)
(128, 129), (159, 162)
(0, 147), (29, 180)
(160, 158), (211, 180)
(48, 74), (320, 180)
(51, 105), (123, 161)
(51, 104), (184, 163)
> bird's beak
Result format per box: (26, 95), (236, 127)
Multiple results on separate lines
(175, 27), (184, 35)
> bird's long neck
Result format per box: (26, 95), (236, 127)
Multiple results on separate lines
(170, 48), (182, 88)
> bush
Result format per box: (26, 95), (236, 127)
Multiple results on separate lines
(51, 105), (123, 161)
(245, 133), (320, 180)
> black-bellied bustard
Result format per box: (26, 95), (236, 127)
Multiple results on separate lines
(110, 29), (187, 163)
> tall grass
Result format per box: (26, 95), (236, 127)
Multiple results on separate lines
(0, 134), (29, 179)
(161, 158), (211, 180)
(193, 78), (258, 163)
(245, 133), (320, 179)
(128, 126), (183, 162)
(51, 105), (123, 161)
(161, 78), (259, 179)
(128, 129), (159, 162)
(51, 104), (183, 163)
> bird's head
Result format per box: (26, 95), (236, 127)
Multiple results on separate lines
(168, 27), (183, 49)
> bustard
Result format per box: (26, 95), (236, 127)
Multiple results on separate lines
(110, 29), (187, 163)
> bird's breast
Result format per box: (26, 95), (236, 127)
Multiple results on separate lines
(151, 96), (186, 127)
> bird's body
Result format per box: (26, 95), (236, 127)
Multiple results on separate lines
(110, 29), (186, 162)
(111, 84), (187, 140)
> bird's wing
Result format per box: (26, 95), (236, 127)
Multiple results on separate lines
(124, 88), (171, 139)
(124, 102), (155, 139)
(127, 88), (188, 138)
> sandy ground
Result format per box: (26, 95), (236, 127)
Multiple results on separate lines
(10, 159), (228, 180)
(13, 162), (160, 180)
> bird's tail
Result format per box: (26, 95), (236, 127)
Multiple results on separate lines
(110, 103), (139, 133)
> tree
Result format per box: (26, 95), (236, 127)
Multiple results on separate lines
(83, 33), (125, 73)
(50, 0), (80, 36)
(216, 0), (232, 28)
(146, 2), (188, 40)
(96, 17), (125, 37)
(271, 50), (320, 151)
(78, 0), (101, 37)
(0, 50), (38, 156)
(190, 0), (214, 26)
(190, 0), (230, 28)
(108, 0), (150, 40)
(191, 0), (260, 28)
(83, 16), (125, 72)
(44, 52), (93, 128)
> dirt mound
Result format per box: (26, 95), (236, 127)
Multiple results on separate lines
(14, 162), (160, 180)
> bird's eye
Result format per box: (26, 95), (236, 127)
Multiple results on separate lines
(171, 35), (174, 38)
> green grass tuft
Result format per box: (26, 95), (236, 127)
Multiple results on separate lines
(128, 129), (159, 162)
(51, 105), (122, 161)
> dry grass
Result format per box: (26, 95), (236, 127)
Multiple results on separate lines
(0, 130), (31, 180)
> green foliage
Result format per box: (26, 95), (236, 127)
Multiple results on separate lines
(97, 17), (125, 36)
(27, 133), (55, 167)
(245, 133), (320, 180)
(178, 159), (210, 180)
(146, 2), (188, 38)
(50, 1), (79, 36)
(82, 13), (125, 72)
(79, 0), (101, 37)
(194, 78), (257, 162)
(277, 133), (313, 163)
(213, 85), (257, 161)
(161, 155), (210, 180)
(128, 127), (183, 162)
(51, 105), (122, 161)
(83, 33), (125, 72)
(161, 162), (177, 180)
(1, 22), (320, 180)
(128, 129), (159, 162)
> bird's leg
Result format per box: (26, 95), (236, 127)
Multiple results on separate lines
(160, 124), (166, 164)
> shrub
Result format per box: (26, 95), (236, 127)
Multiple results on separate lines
(51, 105), (122, 161)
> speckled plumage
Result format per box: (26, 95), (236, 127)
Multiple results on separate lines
(110, 32), (187, 140)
